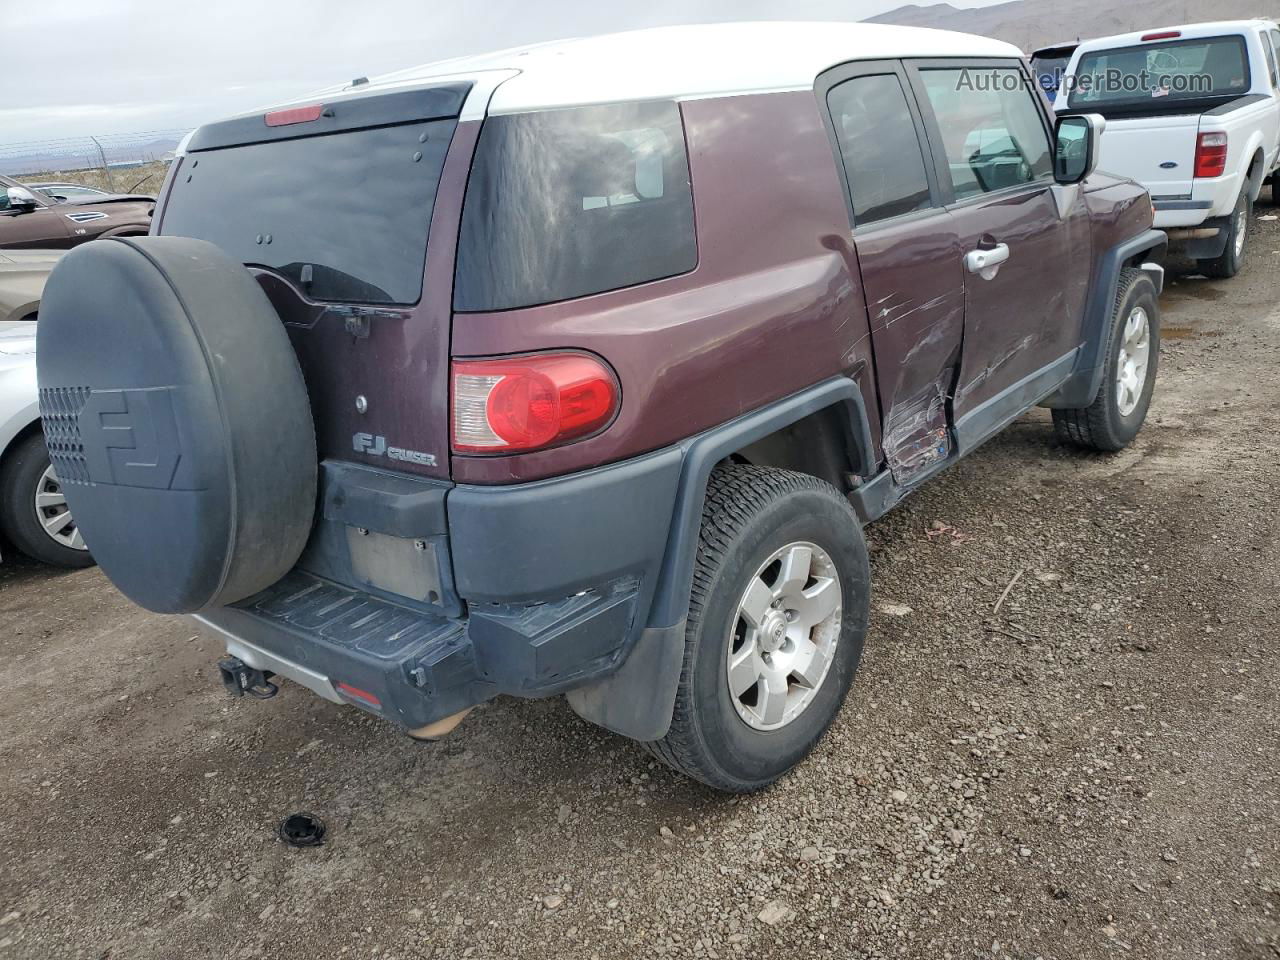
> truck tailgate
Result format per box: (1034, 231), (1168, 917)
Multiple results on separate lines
(1097, 114), (1200, 199)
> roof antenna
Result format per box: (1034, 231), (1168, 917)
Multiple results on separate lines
(351, 76), (369, 87)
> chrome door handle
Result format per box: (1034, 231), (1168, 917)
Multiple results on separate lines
(965, 243), (1010, 276)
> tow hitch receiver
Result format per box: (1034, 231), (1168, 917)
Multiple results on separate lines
(218, 656), (280, 700)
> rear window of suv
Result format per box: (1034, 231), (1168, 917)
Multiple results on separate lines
(161, 117), (456, 305)
(1069, 36), (1251, 112)
(453, 100), (697, 312)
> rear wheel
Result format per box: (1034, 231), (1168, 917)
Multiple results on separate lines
(1198, 190), (1249, 279)
(1052, 269), (1159, 453)
(646, 465), (870, 793)
(0, 432), (94, 568)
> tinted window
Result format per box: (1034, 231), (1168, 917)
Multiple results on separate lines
(161, 118), (455, 304)
(1069, 36), (1251, 110)
(1031, 55), (1072, 96)
(920, 68), (1053, 199)
(454, 101), (696, 312)
(827, 74), (933, 226)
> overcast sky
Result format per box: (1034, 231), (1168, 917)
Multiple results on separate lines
(3, 0), (1010, 144)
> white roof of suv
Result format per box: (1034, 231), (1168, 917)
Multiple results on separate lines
(305, 21), (1022, 117)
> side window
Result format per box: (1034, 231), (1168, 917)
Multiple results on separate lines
(1263, 33), (1279, 89)
(918, 67), (1054, 200)
(1270, 31), (1280, 87)
(454, 101), (697, 312)
(826, 73), (933, 227)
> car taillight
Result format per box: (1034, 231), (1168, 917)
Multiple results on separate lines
(1195, 132), (1228, 178)
(1142, 31), (1182, 42)
(451, 352), (619, 454)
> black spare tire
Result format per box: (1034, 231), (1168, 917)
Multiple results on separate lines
(36, 236), (317, 613)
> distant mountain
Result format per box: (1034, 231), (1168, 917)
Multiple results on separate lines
(868, 0), (1280, 51)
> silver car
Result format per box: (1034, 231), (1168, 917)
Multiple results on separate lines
(0, 253), (92, 566)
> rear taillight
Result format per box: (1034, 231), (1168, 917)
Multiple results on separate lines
(451, 352), (620, 454)
(1142, 30), (1182, 42)
(1194, 132), (1229, 178)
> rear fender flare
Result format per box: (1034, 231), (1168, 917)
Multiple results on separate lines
(567, 377), (876, 742)
(647, 377), (876, 631)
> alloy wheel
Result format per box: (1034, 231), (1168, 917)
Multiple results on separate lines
(726, 541), (843, 731)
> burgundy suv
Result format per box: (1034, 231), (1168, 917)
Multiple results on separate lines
(36, 22), (1165, 792)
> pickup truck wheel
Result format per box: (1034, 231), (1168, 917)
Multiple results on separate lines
(1198, 191), (1250, 279)
(1052, 269), (1160, 453)
(645, 465), (869, 793)
(0, 432), (95, 568)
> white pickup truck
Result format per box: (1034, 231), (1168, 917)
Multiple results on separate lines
(1055, 20), (1280, 278)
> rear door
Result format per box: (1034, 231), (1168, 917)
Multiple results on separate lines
(908, 59), (1091, 432)
(822, 61), (966, 485)
(158, 85), (472, 480)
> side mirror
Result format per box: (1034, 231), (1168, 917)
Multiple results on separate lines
(5, 186), (39, 212)
(1054, 114), (1105, 185)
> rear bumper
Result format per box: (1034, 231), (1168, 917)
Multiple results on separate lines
(195, 449), (685, 734)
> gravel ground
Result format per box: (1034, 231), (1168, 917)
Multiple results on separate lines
(2, 217), (1280, 960)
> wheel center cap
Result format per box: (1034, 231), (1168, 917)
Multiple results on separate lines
(761, 611), (789, 653)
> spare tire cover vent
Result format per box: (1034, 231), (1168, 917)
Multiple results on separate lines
(36, 236), (318, 614)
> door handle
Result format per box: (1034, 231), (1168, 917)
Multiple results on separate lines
(965, 244), (1010, 276)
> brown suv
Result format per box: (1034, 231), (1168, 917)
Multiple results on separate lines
(0, 173), (153, 249)
(36, 22), (1166, 793)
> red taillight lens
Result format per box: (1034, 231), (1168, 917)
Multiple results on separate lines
(1142, 31), (1182, 42)
(452, 352), (619, 454)
(1194, 132), (1228, 179)
(265, 103), (324, 127)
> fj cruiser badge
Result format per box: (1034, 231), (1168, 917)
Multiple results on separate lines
(353, 432), (438, 467)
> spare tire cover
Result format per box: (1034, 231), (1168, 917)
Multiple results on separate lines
(37, 236), (317, 614)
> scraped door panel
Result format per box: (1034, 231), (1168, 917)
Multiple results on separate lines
(855, 218), (965, 483)
(826, 65), (965, 485)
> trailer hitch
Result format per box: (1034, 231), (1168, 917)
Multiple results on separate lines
(218, 656), (279, 700)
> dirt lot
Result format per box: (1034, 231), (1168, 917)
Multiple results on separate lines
(2, 217), (1279, 960)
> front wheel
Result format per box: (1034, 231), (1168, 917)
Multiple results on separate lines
(1052, 269), (1160, 453)
(646, 465), (870, 793)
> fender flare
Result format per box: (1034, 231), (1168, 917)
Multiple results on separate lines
(1041, 228), (1167, 410)
(566, 376), (876, 742)
(647, 376), (876, 631)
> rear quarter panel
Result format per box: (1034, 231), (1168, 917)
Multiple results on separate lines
(451, 91), (878, 485)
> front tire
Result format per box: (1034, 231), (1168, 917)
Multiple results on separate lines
(1052, 269), (1159, 453)
(0, 432), (94, 568)
(646, 465), (870, 793)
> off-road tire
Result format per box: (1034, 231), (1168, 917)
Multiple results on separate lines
(0, 432), (94, 568)
(645, 465), (870, 793)
(1052, 269), (1160, 452)
(1198, 190), (1249, 279)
